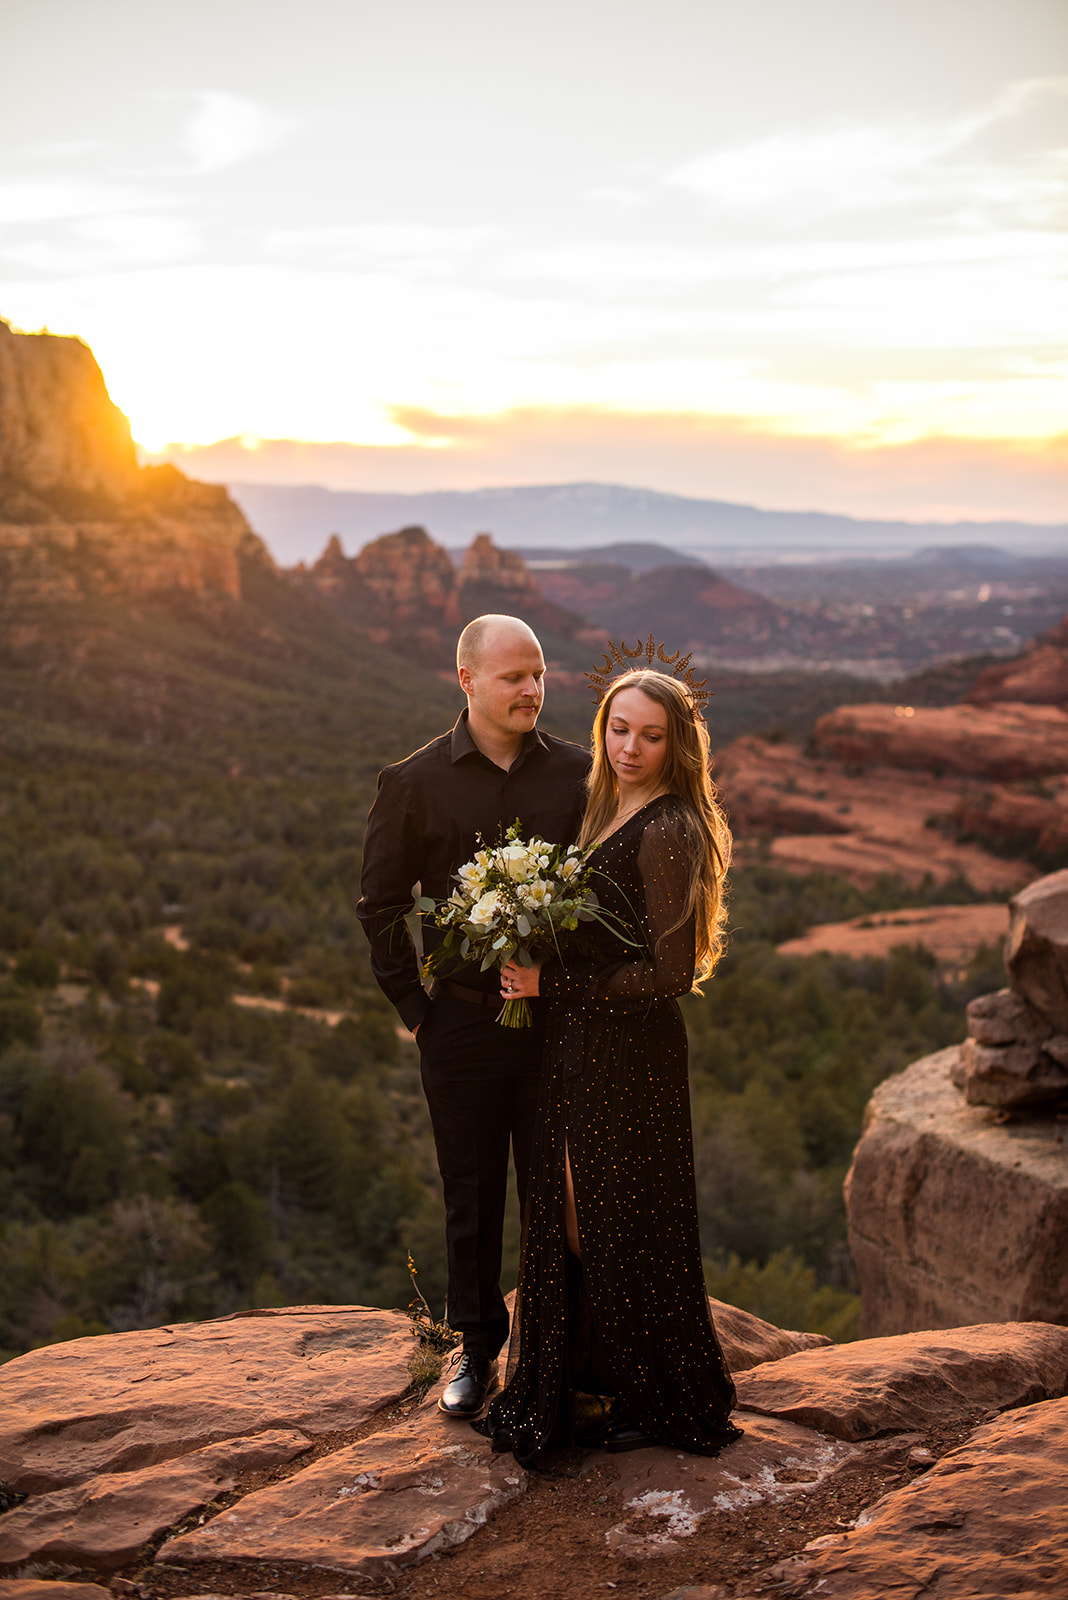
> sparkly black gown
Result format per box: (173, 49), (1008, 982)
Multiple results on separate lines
(477, 795), (742, 1465)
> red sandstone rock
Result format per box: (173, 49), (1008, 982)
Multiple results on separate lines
(157, 1393), (525, 1580)
(0, 1306), (412, 1493)
(733, 1322), (1068, 1440)
(845, 1049), (1068, 1333)
(718, 734), (1033, 891)
(815, 700), (1068, 780)
(0, 325), (269, 604)
(966, 986), (1050, 1046)
(951, 779), (1068, 862)
(595, 1411), (857, 1559)
(707, 1298), (831, 1372)
(0, 1586), (114, 1600)
(0, 1430), (309, 1569)
(767, 1395), (1068, 1598)
(0, 320), (139, 498)
(956, 1035), (1068, 1109)
(779, 904), (1009, 966)
(1005, 868), (1068, 1032)
(969, 615), (1068, 707)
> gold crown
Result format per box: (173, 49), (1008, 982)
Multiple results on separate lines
(584, 635), (713, 708)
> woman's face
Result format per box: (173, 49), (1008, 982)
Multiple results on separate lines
(605, 687), (670, 795)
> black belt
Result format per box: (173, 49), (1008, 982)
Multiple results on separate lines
(440, 978), (501, 1009)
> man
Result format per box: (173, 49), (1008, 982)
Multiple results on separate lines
(357, 614), (590, 1416)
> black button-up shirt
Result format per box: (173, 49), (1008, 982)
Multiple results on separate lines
(357, 711), (591, 1030)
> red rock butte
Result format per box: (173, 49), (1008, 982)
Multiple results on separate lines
(0, 319), (271, 603)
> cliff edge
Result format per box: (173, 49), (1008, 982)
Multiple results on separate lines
(0, 320), (271, 603)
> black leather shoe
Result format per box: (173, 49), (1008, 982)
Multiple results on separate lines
(575, 1402), (654, 1452)
(601, 1419), (654, 1452)
(438, 1350), (499, 1417)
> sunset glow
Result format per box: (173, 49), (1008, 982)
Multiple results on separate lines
(1, 0), (1065, 522)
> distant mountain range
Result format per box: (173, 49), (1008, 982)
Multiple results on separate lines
(228, 480), (1068, 568)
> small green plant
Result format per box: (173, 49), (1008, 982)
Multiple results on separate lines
(405, 1252), (459, 1396)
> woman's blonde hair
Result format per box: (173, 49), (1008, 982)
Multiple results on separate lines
(579, 668), (731, 987)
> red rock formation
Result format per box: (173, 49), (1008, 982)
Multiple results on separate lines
(0, 322), (271, 604)
(717, 732), (1035, 891)
(2, 1299), (1066, 1592)
(814, 700), (1068, 780)
(296, 527), (591, 664)
(770, 1397), (1068, 1599)
(0, 319), (138, 501)
(969, 614), (1068, 706)
(846, 1047), (1068, 1334)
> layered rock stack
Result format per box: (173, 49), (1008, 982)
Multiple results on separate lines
(846, 868), (1068, 1338)
(0, 319), (271, 606)
(295, 525), (593, 666)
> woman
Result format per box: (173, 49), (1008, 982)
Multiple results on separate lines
(475, 668), (742, 1463)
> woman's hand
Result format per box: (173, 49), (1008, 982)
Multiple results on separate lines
(501, 956), (541, 999)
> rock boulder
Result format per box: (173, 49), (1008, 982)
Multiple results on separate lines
(1005, 867), (1068, 1033)
(769, 1394), (1068, 1598)
(733, 1322), (1068, 1440)
(814, 700), (1068, 780)
(0, 1305), (413, 1493)
(845, 1048), (1068, 1335)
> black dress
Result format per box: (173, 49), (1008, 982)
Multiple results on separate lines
(477, 794), (742, 1464)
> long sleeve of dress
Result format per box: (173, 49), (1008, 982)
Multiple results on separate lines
(540, 808), (696, 1013)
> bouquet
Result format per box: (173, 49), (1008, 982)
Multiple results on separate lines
(418, 823), (608, 1027)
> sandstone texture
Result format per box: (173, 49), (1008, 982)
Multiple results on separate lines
(770, 1394), (1068, 1598)
(969, 614), (1068, 707)
(0, 1430), (309, 1569)
(733, 1322), (1068, 1439)
(845, 1048), (1068, 1335)
(595, 1411), (857, 1559)
(0, 322), (273, 606)
(1006, 867), (1068, 1033)
(0, 1586), (113, 1600)
(706, 1297), (831, 1372)
(777, 903), (1009, 965)
(0, 1305), (412, 1493)
(0, 319), (138, 498)
(814, 699), (1068, 779)
(158, 1389), (525, 1580)
(2, 1303), (1067, 1596)
(718, 733), (1034, 891)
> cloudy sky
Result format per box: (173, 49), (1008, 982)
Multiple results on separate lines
(2, 0), (1066, 521)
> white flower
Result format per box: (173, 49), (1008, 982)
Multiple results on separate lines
(498, 843), (536, 881)
(468, 889), (503, 928)
(457, 860), (486, 894)
(559, 855), (582, 881)
(521, 879), (553, 910)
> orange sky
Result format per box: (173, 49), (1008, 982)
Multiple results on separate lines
(2, 0), (1066, 523)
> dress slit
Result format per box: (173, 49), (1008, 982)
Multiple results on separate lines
(476, 796), (742, 1464)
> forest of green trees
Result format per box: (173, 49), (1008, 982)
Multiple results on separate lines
(0, 574), (1004, 1360)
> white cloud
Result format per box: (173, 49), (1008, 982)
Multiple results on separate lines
(0, 180), (141, 224)
(265, 221), (494, 274)
(184, 92), (292, 173)
(669, 75), (1068, 225)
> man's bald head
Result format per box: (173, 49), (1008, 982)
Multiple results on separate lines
(456, 615), (546, 760)
(456, 614), (541, 676)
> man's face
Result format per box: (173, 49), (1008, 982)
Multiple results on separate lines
(461, 629), (546, 742)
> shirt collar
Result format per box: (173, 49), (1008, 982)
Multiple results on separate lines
(450, 709), (548, 765)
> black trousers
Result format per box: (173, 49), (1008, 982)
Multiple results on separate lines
(417, 986), (543, 1358)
